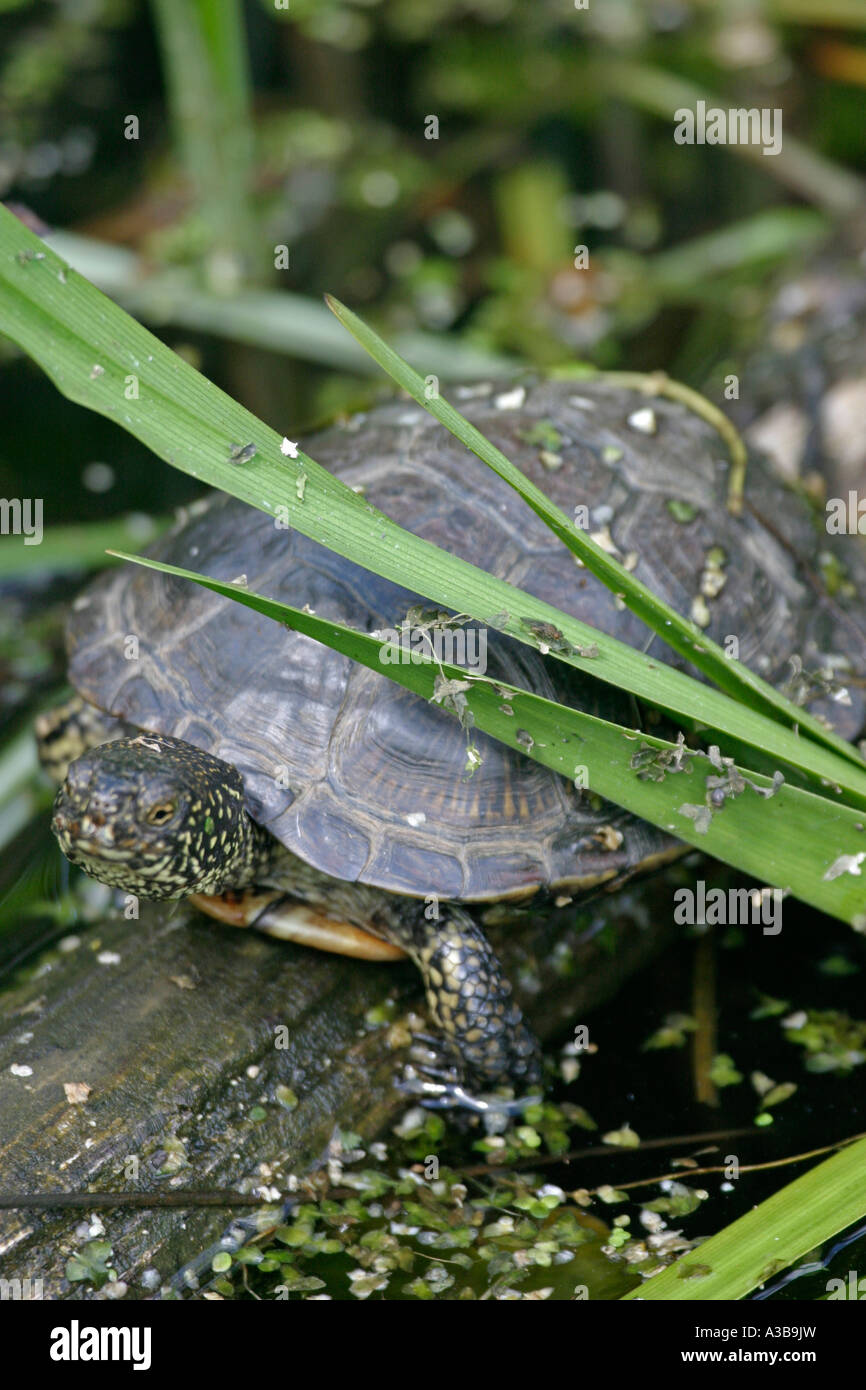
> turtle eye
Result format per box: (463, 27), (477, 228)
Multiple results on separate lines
(145, 801), (176, 826)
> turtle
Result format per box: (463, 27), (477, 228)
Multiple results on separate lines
(40, 378), (866, 1094)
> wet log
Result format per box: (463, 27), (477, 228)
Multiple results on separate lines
(0, 876), (676, 1298)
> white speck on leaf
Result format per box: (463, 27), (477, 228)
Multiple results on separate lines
(823, 852), (866, 881)
(281, 438), (299, 458)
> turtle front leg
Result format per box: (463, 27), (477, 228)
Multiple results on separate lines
(195, 873), (542, 1092)
(386, 903), (543, 1092)
(189, 843), (542, 1093)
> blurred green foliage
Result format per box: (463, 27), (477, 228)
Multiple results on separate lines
(0, 0), (864, 508)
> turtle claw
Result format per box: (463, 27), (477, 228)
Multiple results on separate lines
(400, 1036), (543, 1116)
(398, 1064), (543, 1116)
(405, 1033), (464, 1088)
(409, 1029), (455, 1062)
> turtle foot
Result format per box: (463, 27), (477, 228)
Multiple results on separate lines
(399, 1030), (544, 1115)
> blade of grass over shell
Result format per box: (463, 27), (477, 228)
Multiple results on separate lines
(3, 205), (866, 814)
(622, 1134), (866, 1301)
(325, 293), (866, 775)
(109, 549), (866, 929)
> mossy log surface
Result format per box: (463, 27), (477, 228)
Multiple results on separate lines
(0, 882), (676, 1298)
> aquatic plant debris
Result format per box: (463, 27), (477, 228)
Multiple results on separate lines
(228, 442), (258, 466)
(823, 852), (866, 881)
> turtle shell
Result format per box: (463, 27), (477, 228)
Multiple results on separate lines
(66, 379), (866, 901)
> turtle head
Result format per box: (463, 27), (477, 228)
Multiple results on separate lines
(52, 733), (260, 899)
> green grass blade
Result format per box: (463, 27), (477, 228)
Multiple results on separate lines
(648, 207), (828, 297)
(109, 549), (866, 928)
(622, 1135), (866, 1300)
(0, 516), (168, 577)
(2, 204), (866, 816)
(325, 293), (866, 775)
(50, 229), (517, 381)
(150, 0), (256, 286)
(596, 59), (866, 218)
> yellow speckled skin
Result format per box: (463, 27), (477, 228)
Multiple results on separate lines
(51, 732), (270, 899)
(46, 719), (541, 1087)
(35, 695), (132, 783)
(404, 908), (540, 1085)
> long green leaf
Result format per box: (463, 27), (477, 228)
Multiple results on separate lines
(49, 229), (517, 381)
(2, 206), (866, 817)
(109, 550), (866, 928)
(596, 59), (866, 217)
(150, 0), (256, 285)
(622, 1135), (866, 1301)
(0, 516), (168, 577)
(325, 293), (865, 774)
